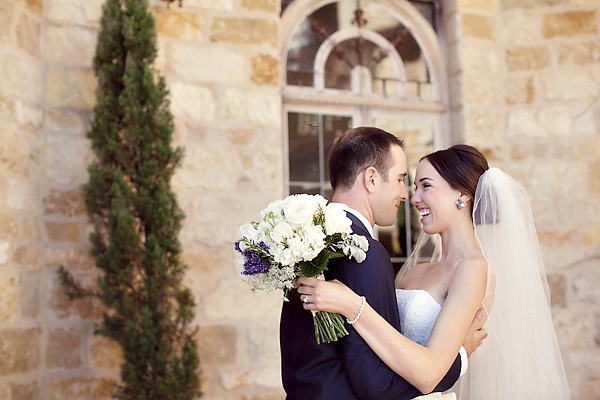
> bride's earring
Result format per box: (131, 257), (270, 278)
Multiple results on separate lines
(456, 198), (467, 210)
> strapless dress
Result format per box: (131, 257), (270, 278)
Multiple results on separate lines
(396, 289), (456, 400)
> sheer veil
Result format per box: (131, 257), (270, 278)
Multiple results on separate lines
(398, 167), (571, 399)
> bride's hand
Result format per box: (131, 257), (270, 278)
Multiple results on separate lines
(296, 276), (363, 319)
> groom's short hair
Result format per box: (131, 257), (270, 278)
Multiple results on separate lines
(328, 126), (405, 192)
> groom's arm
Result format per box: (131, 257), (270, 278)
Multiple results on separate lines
(336, 242), (461, 400)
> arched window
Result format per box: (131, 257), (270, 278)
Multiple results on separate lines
(281, 0), (448, 268)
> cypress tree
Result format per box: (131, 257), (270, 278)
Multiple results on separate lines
(58, 0), (201, 398)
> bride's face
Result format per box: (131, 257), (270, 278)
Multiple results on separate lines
(410, 159), (462, 234)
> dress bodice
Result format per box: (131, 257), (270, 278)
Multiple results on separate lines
(396, 289), (442, 346)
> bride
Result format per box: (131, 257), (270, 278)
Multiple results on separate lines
(297, 144), (570, 399)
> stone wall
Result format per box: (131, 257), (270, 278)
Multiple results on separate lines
(0, 0), (599, 399)
(446, 1), (600, 399)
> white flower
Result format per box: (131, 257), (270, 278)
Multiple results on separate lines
(235, 222), (259, 251)
(270, 221), (294, 244)
(323, 203), (352, 235)
(283, 194), (327, 228)
(341, 234), (369, 263)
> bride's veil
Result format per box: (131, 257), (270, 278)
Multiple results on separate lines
(398, 167), (570, 399)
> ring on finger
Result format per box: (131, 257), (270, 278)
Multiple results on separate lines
(302, 295), (308, 303)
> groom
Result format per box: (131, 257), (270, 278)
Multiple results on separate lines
(280, 127), (485, 399)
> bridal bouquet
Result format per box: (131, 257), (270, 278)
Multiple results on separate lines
(234, 193), (369, 344)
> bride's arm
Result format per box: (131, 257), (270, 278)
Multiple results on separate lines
(297, 259), (487, 394)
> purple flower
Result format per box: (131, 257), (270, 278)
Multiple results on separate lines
(235, 241), (272, 276)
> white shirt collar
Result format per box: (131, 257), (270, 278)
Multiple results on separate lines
(334, 203), (374, 238)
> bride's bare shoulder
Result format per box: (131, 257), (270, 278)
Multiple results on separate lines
(396, 261), (436, 288)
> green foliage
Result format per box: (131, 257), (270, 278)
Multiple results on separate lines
(58, 0), (201, 398)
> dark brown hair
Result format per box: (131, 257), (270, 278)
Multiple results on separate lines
(328, 126), (404, 192)
(422, 144), (489, 201)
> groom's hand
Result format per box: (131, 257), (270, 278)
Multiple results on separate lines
(463, 309), (487, 357)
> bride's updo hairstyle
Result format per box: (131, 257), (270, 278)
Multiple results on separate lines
(421, 144), (489, 209)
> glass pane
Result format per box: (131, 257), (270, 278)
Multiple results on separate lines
(371, 117), (435, 272)
(286, 0), (433, 99)
(288, 112), (352, 200)
(288, 113), (319, 182)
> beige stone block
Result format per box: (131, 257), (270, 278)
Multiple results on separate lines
(183, 0), (235, 10)
(458, 0), (496, 11)
(0, 240), (9, 264)
(45, 134), (91, 186)
(47, 0), (103, 27)
(0, 274), (18, 322)
(590, 160), (600, 198)
(547, 273), (567, 307)
(507, 46), (551, 70)
(47, 327), (83, 368)
(582, 228), (600, 246)
(221, 366), (282, 390)
(460, 42), (502, 73)
(539, 69), (600, 101)
(47, 377), (114, 400)
(538, 230), (577, 247)
(11, 381), (40, 400)
(90, 335), (122, 368)
(0, 47), (43, 102)
(242, 0), (278, 12)
(501, 0), (568, 9)
(20, 274), (40, 318)
(559, 138), (600, 159)
(46, 248), (95, 272)
(46, 67), (96, 108)
(15, 99), (43, 129)
(44, 189), (86, 217)
(463, 107), (503, 144)
(461, 13), (494, 39)
(46, 271), (103, 320)
(170, 42), (249, 84)
(500, 12), (539, 43)
(181, 247), (238, 273)
(153, 7), (203, 40)
(44, 109), (86, 135)
(211, 17), (278, 47)
(573, 102), (600, 136)
(571, 257), (600, 305)
(197, 325), (236, 364)
(543, 11), (598, 38)
(246, 323), (280, 362)
(45, 221), (81, 244)
(463, 74), (501, 105)
(221, 88), (280, 125)
(15, 9), (41, 57)
(45, 24), (96, 67)
(200, 275), (283, 321)
(573, 0), (600, 6)
(169, 82), (215, 123)
(0, 328), (40, 375)
(552, 311), (594, 349)
(251, 54), (279, 86)
(20, 0), (43, 16)
(506, 75), (534, 104)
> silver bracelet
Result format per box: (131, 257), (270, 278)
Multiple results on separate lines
(347, 296), (366, 325)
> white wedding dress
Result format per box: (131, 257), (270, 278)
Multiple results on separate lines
(396, 288), (457, 400)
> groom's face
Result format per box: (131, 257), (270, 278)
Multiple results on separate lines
(371, 145), (408, 227)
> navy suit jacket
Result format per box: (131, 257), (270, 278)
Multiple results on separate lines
(280, 212), (461, 399)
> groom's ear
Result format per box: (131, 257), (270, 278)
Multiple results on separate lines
(364, 167), (378, 194)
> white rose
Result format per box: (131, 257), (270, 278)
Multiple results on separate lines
(260, 198), (284, 220)
(235, 222), (259, 251)
(323, 203), (352, 235)
(270, 221), (294, 244)
(283, 194), (323, 228)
